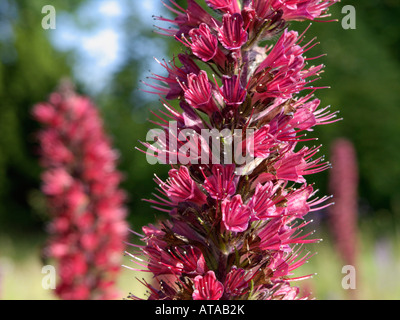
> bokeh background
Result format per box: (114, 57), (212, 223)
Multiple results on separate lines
(0, 0), (399, 300)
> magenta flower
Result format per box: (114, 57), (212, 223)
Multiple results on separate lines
(128, 0), (339, 301)
(268, 283), (300, 300)
(217, 13), (248, 50)
(247, 182), (279, 220)
(271, 0), (339, 21)
(223, 266), (249, 296)
(253, 29), (323, 101)
(203, 164), (238, 200)
(193, 271), (224, 300)
(156, 166), (207, 206)
(206, 0), (241, 13)
(144, 54), (200, 100)
(156, 0), (216, 37)
(180, 71), (219, 115)
(186, 24), (219, 62)
(219, 74), (247, 107)
(221, 194), (251, 232)
(244, 125), (273, 158)
(33, 85), (128, 300)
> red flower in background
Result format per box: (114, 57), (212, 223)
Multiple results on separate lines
(33, 83), (128, 300)
(328, 138), (359, 298)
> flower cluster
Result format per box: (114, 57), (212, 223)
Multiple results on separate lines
(34, 86), (128, 300)
(130, 0), (339, 300)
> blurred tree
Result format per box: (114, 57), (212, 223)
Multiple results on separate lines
(290, 1), (400, 222)
(96, 0), (185, 229)
(0, 0), (84, 230)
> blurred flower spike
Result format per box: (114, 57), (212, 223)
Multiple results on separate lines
(33, 82), (129, 300)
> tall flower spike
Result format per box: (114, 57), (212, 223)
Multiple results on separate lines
(34, 84), (128, 300)
(129, 0), (339, 301)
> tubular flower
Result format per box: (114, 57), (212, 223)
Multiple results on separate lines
(221, 194), (251, 232)
(219, 74), (247, 107)
(180, 70), (219, 115)
(270, 0), (340, 21)
(129, 0), (339, 300)
(187, 24), (219, 62)
(155, 166), (207, 206)
(203, 164), (239, 200)
(252, 29), (324, 102)
(193, 271), (224, 300)
(216, 13), (249, 50)
(33, 86), (128, 300)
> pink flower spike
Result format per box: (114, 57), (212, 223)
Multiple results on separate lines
(221, 194), (251, 233)
(34, 86), (128, 300)
(328, 138), (359, 278)
(193, 271), (224, 300)
(129, 0), (340, 301)
(217, 13), (248, 50)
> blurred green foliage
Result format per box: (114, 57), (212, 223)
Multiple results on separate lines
(0, 0), (399, 239)
(293, 0), (400, 220)
(0, 0), (80, 230)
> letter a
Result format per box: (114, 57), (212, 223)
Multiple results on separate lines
(42, 265), (56, 290)
(42, 5), (56, 30)
(341, 5), (356, 30)
(341, 265), (356, 290)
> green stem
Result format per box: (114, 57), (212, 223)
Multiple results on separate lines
(242, 20), (271, 51)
